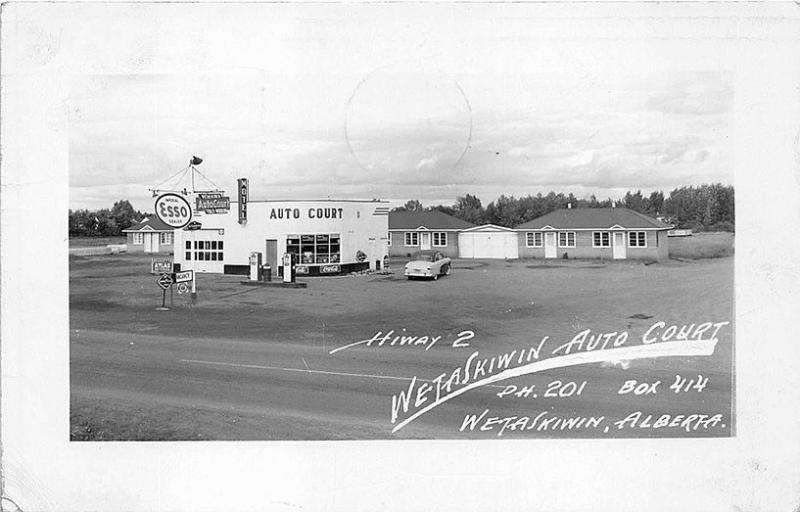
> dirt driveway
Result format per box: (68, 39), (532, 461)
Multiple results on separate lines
(70, 254), (734, 439)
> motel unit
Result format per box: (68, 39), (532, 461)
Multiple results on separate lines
(515, 207), (672, 261)
(387, 207), (672, 261)
(388, 210), (474, 258)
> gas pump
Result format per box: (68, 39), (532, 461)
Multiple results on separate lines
(249, 252), (262, 281)
(282, 253), (295, 283)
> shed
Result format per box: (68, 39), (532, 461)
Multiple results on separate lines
(458, 224), (519, 259)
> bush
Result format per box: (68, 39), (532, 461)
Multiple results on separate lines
(709, 221), (735, 232)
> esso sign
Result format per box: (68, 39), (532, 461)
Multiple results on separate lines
(155, 193), (193, 229)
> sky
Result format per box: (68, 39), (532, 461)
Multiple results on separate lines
(67, 5), (734, 212)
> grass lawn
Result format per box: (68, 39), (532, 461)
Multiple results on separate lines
(69, 236), (127, 247)
(669, 232), (734, 260)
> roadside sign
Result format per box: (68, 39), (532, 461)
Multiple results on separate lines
(151, 258), (173, 274)
(157, 273), (173, 290)
(184, 220), (203, 231)
(155, 193), (193, 229)
(173, 270), (194, 283)
(176, 282), (190, 295)
(238, 178), (248, 224)
(196, 194), (230, 213)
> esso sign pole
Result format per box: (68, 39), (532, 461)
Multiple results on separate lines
(155, 193), (196, 302)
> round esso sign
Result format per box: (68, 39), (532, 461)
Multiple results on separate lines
(155, 193), (193, 229)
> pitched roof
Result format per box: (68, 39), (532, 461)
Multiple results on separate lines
(389, 210), (475, 230)
(123, 216), (174, 232)
(515, 207), (673, 230)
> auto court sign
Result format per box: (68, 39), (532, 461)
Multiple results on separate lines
(268, 206), (345, 220)
(195, 193), (230, 214)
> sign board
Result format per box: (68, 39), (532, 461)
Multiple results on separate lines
(196, 194), (230, 213)
(151, 258), (173, 274)
(173, 270), (194, 283)
(156, 273), (173, 290)
(184, 220), (202, 231)
(320, 264), (341, 274)
(238, 178), (248, 224)
(155, 193), (193, 229)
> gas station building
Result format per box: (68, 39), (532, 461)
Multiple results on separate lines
(172, 199), (390, 277)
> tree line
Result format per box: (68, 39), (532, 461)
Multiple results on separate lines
(394, 183), (734, 231)
(69, 200), (151, 237)
(70, 183), (734, 237)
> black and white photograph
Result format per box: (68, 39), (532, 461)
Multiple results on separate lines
(66, 9), (735, 442)
(2, 2), (800, 511)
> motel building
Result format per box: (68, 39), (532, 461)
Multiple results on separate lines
(387, 206), (672, 261)
(514, 206), (673, 261)
(123, 217), (175, 254)
(172, 199), (390, 277)
(388, 210), (475, 258)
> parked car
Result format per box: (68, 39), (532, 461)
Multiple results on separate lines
(404, 250), (452, 280)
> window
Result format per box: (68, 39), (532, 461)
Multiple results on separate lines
(404, 232), (419, 247)
(160, 232), (173, 245)
(387, 233), (392, 246)
(628, 231), (647, 247)
(286, 233), (341, 264)
(432, 232), (447, 247)
(188, 239), (224, 262)
(132, 232), (144, 245)
(593, 231), (610, 248)
(526, 232), (543, 247)
(558, 231), (576, 248)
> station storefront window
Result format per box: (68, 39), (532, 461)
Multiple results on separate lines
(286, 234), (341, 264)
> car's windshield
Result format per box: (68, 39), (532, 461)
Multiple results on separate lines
(412, 252), (436, 262)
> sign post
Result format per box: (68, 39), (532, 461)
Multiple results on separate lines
(182, 222), (202, 303)
(156, 273), (172, 310)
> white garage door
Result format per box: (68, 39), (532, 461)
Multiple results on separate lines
(183, 230), (225, 273)
(459, 231), (519, 259)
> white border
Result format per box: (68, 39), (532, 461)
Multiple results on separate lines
(3, 3), (800, 512)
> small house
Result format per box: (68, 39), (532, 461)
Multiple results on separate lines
(122, 217), (175, 254)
